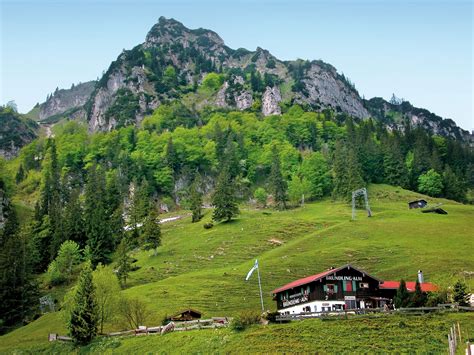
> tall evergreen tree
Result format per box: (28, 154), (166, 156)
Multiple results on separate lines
(443, 166), (465, 202)
(269, 145), (288, 210)
(165, 137), (180, 176)
(411, 279), (427, 307)
(62, 188), (86, 247)
(0, 223), (39, 332)
(68, 262), (98, 344)
(84, 165), (113, 266)
(15, 164), (25, 184)
(393, 279), (411, 308)
(383, 136), (408, 187)
(141, 208), (161, 256)
(332, 141), (364, 201)
(116, 239), (132, 287)
(212, 167), (239, 222)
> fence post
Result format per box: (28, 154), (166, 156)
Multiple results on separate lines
(457, 322), (461, 343)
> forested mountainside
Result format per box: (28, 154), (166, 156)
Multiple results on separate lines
(28, 17), (471, 142)
(0, 107), (38, 159)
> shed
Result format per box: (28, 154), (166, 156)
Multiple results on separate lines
(408, 199), (427, 209)
(168, 308), (202, 321)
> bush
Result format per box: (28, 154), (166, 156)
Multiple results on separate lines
(262, 311), (280, 323)
(230, 310), (260, 332)
(203, 222), (214, 229)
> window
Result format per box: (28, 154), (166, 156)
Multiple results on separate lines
(326, 284), (335, 294)
(360, 282), (369, 289)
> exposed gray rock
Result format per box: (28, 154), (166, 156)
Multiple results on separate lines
(215, 82), (229, 108)
(39, 81), (95, 121)
(262, 86), (282, 116)
(297, 62), (369, 119)
(235, 91), (253, 110)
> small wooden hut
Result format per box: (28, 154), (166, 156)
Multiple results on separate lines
(168, 308), (202, 321)
(408, 199), (427, 209)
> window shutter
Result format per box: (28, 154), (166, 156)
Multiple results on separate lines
(352, 280), (357, 291)
(323, 285), (328, 292)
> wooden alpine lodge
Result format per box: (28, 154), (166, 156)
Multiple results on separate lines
(272, 264), (437, 314)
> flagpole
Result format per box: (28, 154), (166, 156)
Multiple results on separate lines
(256, 262), (264, 312)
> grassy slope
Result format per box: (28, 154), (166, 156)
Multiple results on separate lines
(1, 184), (473, 352)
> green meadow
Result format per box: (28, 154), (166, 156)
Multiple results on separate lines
(1, 184), (473, 353)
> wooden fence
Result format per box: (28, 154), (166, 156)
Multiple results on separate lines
(49, 317), (230, 342)
(275, 304), (474, 322)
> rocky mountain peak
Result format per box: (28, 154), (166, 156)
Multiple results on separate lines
(145, 17), (224, 49)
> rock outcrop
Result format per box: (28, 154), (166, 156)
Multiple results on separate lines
(262, 87), (282, 116)
(0, 107), (38, 159)
(39, 81), (95, 122)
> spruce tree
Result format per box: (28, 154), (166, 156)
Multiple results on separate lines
(68, 262), (98, 344)
(15, 164), (25, 184)
(84, 165), (113, 266)
(212, 167), (239, 222)
(62, 188), (86, 247)
(383, 137), (408, 187)
(269, 145), (288, 210)
(165, 137), (180, 176)
(116, 239), (132, 287)
(332, 140), (364, 201)
(141, 208), (161, 256)
(393, 279), (411, 308)
(452, 280), (469, 306)
(411, 279), (427, 307)
(190, 176), (203, 223)
(0, 224), (39, 331)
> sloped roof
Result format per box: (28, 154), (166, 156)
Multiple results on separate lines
(271, 264), (381, 294)
(169, 308), (202, 318)
(380, 281), (438, 292)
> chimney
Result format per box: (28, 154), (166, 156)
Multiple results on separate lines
(418, 270), (424, 284)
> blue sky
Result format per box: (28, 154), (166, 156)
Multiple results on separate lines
(1, 0), (472, 130)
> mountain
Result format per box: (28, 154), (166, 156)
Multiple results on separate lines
(31, 17), (471, 142)
(26, 81), (96, 124)
(0, 107), (38, 159)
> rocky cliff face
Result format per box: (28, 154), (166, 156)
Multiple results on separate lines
(32, 17), (471, 142)
(364, 97), (472, 141)
(0, 107), (38, 159)
(38, 81), (96, 122)
(85, 17), (372, 131)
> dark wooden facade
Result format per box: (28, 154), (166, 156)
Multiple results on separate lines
(273, 265), (385, 311)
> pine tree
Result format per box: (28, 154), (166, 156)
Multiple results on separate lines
(212, 167), (239, 222)
(269, 145), (288, 210)
(393, 279), (411, 308)
(443, 166), (465, 202)
(411, 279), (427, 307)
(190, 176), (203, 223)
(116, 239), (132, 287)
(84, 165), (113, 266)
(165, 137), (180, 175)
(383, 137), (408, 187)
(452, 280), (469, 306)
(141, 208), (161, 256)
(0, 224), (39, 331)
(332, 141), (364, 201)
(68, 262), (98, 344)
(62, 188), (86, 247)
(15, 164), (25, 184)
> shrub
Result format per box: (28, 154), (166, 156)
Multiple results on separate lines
(203, 222), (214, 229)
(230, 310), (260, 332)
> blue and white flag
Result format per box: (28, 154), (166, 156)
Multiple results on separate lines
(245, 259), (259, 281)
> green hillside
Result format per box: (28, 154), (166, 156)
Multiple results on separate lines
(1, 184), (473, 353)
